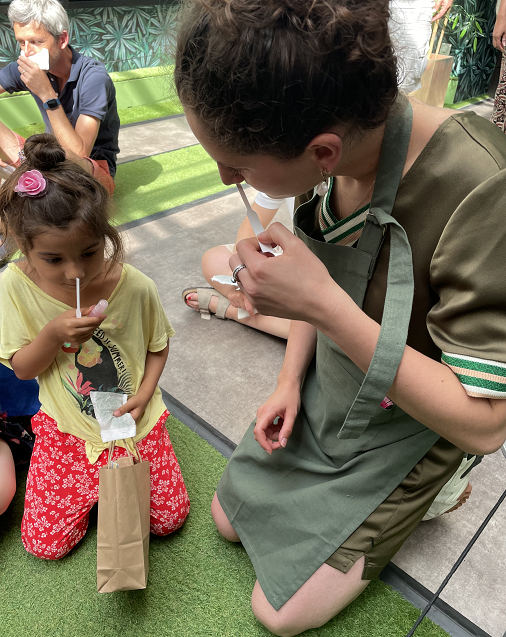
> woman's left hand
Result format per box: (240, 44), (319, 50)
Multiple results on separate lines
(230, 222), (335, 323)
(432, 0), (454, 21)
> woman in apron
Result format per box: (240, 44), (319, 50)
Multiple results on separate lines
(175, 1), (506, 634)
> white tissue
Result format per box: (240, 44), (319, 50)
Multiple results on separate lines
(20, 48), (49, 70)
(211, 275), (238, 287)
(90, 391), (136, 443)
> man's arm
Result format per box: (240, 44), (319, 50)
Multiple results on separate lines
(17, 56), (99, 172)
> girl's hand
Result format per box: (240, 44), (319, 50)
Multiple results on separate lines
(227, 288), (256, 317)
(113, 391), (150, 423)
(231, 223), (334, 323)
(46, 307), (106, 345)
(254, 380), (302, 454)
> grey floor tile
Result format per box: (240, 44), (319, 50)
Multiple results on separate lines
(117, 116), (196, 164)
(123, 189), (291, 444)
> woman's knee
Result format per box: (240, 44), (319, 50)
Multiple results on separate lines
(201, 245), (232, 280)
(0, 439), (16, 515)
(211, 492), (240, 541)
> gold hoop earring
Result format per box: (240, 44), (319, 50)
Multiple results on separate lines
(316, 169), (331, 196)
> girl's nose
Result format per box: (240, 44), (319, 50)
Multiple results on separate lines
(65, 266), (85, 282)
(217, 164), (244, 186)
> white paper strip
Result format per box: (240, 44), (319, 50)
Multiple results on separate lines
(90, 391), (136, 443)
(211, 275), (238, 287)
(237, 184), (278, 256)
(75, 278), (81, 318)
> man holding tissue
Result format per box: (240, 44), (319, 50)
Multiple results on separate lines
(0, 0), (119, 194)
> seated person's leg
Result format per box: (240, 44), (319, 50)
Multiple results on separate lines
(0, 438), (16, 515)
(0, 123), (24, 167)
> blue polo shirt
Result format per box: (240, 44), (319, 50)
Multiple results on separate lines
(0, 47), (120, 176)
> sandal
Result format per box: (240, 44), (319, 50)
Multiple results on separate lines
(182, 287), (231, 320)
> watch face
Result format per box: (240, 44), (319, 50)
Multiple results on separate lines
(46, 98), (59, 109)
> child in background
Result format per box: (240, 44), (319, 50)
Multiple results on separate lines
(0, 365), (40, 515)
(0, 134), (189, 559)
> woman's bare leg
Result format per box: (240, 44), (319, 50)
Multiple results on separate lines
(0, 438), (16, 515)
(0, 120), (21, 166)
(211, 492), (240, 541)
(251, 558), (370, 637)
(186, 245), (291, 339)
(212, 489), (368, 636)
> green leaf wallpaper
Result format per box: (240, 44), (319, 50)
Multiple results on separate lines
(0, 1), (178, 72)
(443, 0), (498, 102)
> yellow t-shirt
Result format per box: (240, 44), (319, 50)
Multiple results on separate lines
(0, 263), (175, 463)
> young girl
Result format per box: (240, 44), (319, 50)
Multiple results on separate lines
(0, 134), (189, 559)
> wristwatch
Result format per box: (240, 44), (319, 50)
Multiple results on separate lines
(43, 97), (61, 111)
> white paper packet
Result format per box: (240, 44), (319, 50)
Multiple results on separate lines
(20, 48), (49, 70)
(90, 391), (136, 443)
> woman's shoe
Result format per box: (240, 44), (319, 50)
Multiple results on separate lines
(182, 287), (231, 320)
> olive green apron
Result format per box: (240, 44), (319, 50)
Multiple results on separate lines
(216, 102), (441, 610)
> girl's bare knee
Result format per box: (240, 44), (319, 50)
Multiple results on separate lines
(211, 492), (240, 541)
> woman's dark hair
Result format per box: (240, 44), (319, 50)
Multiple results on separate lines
(175, 0), (398, 160)
(0, 134), (123, 266)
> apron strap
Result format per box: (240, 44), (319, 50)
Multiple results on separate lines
(337, 102), (414, 439)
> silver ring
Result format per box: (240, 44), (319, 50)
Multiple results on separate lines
(231, 264), (247, 284)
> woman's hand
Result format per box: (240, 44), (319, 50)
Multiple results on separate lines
(254, 379), (302, 454)
(494, 7), (506, 51)
(227, 287), (256, 317)
(432, 0), (454, 21)
(45, 307), (105, 346)
(230, 223), (335, 323)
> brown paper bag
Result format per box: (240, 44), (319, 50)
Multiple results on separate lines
(411, 17), (454, 108)
(97, 441), (151, 593)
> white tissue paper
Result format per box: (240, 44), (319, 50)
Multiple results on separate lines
(90, 391), (136, 443)
(20, 48), (50, 70)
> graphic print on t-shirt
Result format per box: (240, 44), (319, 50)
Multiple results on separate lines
(61, 326), (133, 418)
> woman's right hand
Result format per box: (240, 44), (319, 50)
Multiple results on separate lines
(45, 307), (106, 345)
(493, 11), (506, 51)
(254, 380), (301, 454)
(227, 287), (256, 317)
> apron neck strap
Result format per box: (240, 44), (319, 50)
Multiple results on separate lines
(338, 101), (415, 440)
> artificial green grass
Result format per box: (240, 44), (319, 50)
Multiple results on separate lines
(0, 415), (449, 637)
(12, 97), (184, 139)
(112, 144), (234, 227)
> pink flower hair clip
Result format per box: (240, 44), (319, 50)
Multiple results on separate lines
(14, 170), (47, 198)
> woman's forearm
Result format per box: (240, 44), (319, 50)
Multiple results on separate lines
(310, 279), (506, 455)
(277, 320), (317, 389)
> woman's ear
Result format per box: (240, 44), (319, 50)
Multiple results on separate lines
(306, 132), (343, 175)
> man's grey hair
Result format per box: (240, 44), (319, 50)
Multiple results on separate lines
(8, 0), (69, 39)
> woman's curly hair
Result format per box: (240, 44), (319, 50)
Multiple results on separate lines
(175, 0), (398, 159)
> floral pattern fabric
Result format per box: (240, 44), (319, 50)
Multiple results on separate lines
(22, 410), (189, 560)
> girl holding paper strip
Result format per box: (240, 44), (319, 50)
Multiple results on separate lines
(175, 0), (506, 634)
(0, 134), (189, 559)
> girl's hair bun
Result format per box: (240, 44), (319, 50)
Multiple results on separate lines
(23, 133), (66, 170)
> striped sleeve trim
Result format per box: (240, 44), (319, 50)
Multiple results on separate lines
(442, 352), (506, 398)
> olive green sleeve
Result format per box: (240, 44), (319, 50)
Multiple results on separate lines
(427, 170), (506, 398)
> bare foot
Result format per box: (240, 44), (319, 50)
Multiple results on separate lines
(445, 482), (472, 514)
(184, 290), (220, 314)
